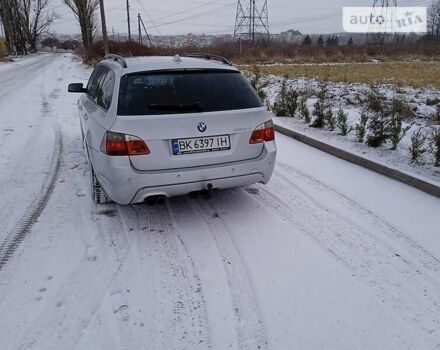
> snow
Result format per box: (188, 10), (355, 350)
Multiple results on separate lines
(262, 74), (440, 185)
(0, 53), (53, 74)
(0, 54), (439, 350)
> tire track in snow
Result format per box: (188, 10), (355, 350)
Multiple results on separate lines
(9, 132), (136, 349)
(16, 202), (136, 350)
(92, 206), (138, 350)
(276, 161), (440, 274)
(0, 55), (139, 349)
(0, 125), (62, 271)
(189, 196), (269, 350)
(124, 204), (212, 350)
(246, 167), (440, 343)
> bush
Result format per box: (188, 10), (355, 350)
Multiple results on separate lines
(355, 112), (369, 142)
(79, 40), (152, 65)
(249, 65), (269, 104)
(365, 87), (415, 122)
(387, 115), (411, 150)
(429, 128), (440, 166)
(325, 108), (336, 131)
(432, 105), (440, 124)
(272, 76), (298, 117)
(366, 85), (386, 114)
(298, 96), (311, 123)
(336, 108), (352, 136)
(409, 128), (427, 163)
(390, 96), (415, 119)
(0, 38), (8, 58)
(311, 81), (329, 128)
(426, 98), (440, 106)
(367, 113), (389, 147)
(311, 99), (325, 128)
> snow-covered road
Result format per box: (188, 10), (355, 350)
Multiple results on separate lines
(0, 54), (439, 350)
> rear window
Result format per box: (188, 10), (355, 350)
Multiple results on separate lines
(117, 70), (263, 116)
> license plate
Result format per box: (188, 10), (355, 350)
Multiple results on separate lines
(172, 135), (231, 155)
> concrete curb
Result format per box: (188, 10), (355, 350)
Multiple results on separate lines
(275, 124), (440, 199)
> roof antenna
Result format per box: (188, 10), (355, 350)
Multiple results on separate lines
(173, 54), (182, 63)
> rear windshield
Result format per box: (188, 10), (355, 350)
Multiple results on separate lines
(117, 70), (263, 115)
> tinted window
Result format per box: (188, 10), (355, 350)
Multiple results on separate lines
(117, 70), (263, 116)
(96, 70), (115, 110)
(87, 65), (107, 100)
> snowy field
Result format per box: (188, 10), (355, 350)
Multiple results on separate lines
(0, 54), (440, 350)
(263, 75), (440, 185)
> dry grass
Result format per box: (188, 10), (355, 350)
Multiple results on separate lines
(79, 39), (440, 66)
(250, 62), (440, 89)
(78, 40), (440, 89)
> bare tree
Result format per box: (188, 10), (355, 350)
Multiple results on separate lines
(63, 0), (98, 49)
(19, 0), (56, 52)
(0, 0), (27, 54)
(0, 0), (54, 54)
(428, 0), (440, 40)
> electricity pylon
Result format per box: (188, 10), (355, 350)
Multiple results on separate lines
(368, 0), (398, 44)
(233, 0), (269, 45)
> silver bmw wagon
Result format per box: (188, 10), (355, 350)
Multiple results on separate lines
(68, 54), (276, 205)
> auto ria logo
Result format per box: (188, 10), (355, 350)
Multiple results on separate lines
(197, 122), (207, 133)
(343, 7), (427, 33)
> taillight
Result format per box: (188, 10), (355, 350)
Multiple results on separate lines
(101, 131), (150, 156)
(249, 120), (275, 144)
(126, 135), (150, 155)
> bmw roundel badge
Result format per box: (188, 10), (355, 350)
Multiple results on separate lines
(197, 122), (207, 133)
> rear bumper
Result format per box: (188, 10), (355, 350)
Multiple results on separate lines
(90, 142), (276, 205)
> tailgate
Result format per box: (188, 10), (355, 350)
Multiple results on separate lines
(111, 108), (270, 171)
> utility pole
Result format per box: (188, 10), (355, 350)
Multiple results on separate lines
(138, 13), (152, 45)
(138, 13), (142, 44)
(0, 18), (4, 37)
(98, 0), (109, 54)
(126, 0), (131, 41)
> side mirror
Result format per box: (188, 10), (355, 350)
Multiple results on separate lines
(68, 83), (87, 93)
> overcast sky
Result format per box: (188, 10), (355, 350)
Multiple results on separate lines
(48, 0), (432, 36)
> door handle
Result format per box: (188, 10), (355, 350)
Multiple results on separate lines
(83, 114), (89, 120)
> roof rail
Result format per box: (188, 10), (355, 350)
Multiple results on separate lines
(185, 53), (233, 66)
(103, 54), (128, 68)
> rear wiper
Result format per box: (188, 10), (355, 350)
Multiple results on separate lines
(147, 103), (202, 112)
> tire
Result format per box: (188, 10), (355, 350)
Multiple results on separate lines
(89, 163), (113, 204)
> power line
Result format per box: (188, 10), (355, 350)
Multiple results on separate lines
(146, 3), (236, 30)
(267, 0), (430, 30)
(134, 0), (162, 35)
(154, 0), (219, 22)
(48, 1), (434, 38)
